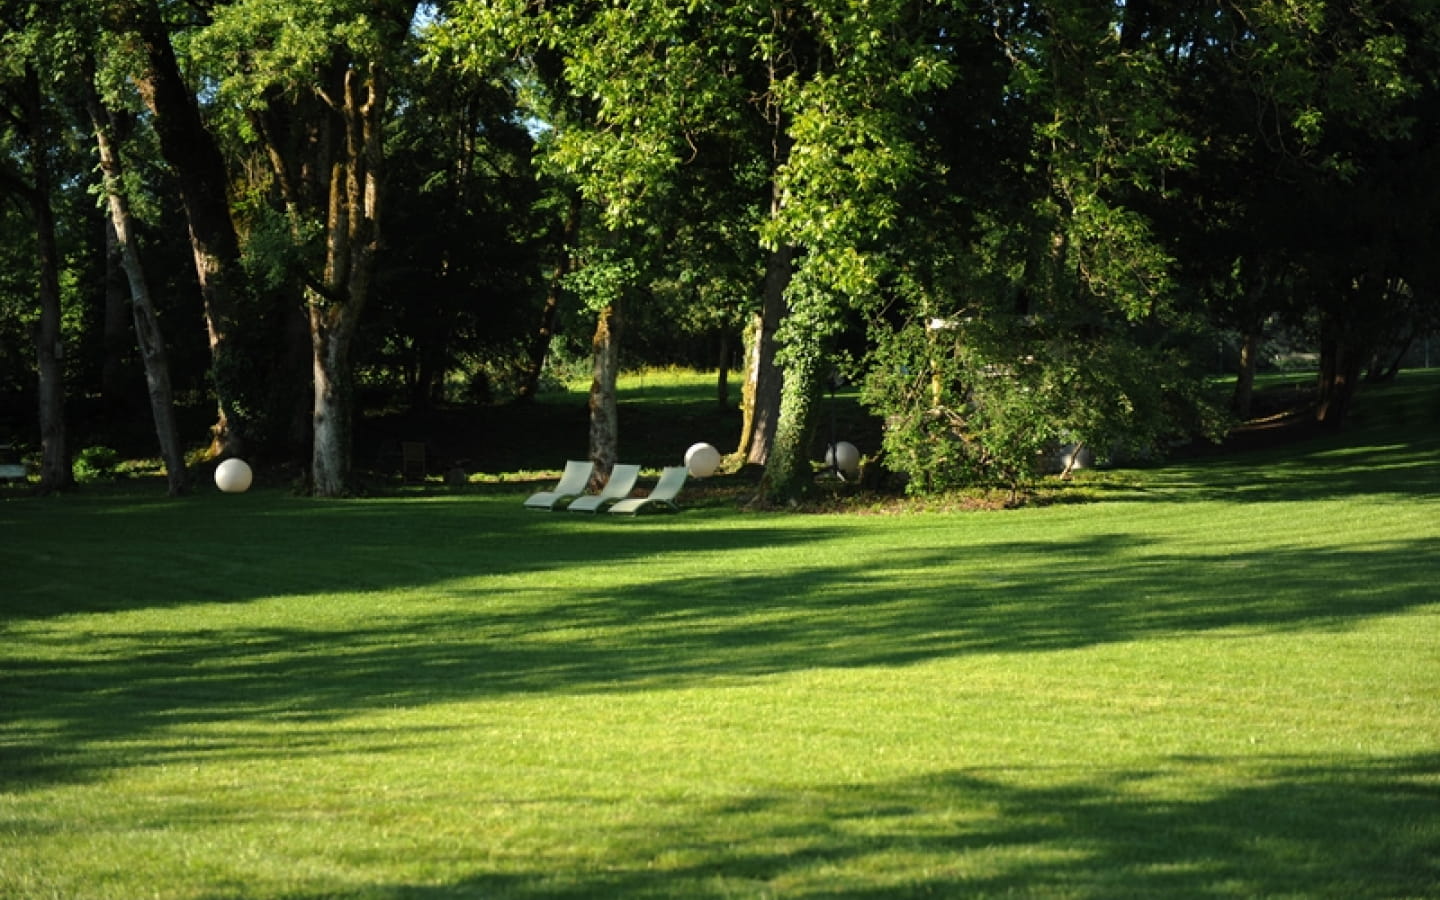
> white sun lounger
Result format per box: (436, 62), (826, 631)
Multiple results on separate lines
(609, 466), (688, 515)
(523, 459), (594, 510)
(567, 464), (642, 513)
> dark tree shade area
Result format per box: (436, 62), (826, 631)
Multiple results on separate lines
(2, 0), (1437, 499)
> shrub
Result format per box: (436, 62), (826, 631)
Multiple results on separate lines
(73, 445), (122, 482)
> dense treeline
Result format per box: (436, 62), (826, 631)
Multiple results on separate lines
(2, 0), (1437, 500)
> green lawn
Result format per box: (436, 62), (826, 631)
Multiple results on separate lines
(2, 372), (1438, 898)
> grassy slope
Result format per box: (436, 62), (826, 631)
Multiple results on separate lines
(1, 370), (1437, 899)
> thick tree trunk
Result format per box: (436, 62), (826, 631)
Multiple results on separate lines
(309, 63), (385, 497)
(1315, 277), (1376, 430)
(519, 193), (582, 403)
(1316, 329), (1362, 429)
(587, 302), (622, 487)
(128, 2), (248, 458)
(311, 302), (358, 495)
(737, 242), (790, 465)
(34, 233), (67, 495)
(87, 74), (190, 495)
(18, 66), (70, 494)
(755, 328), (823, 506)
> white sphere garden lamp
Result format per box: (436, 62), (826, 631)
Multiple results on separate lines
(215, 458), (253, 493)
(825, 441), (861, 478)
(684, 442), (721, 478)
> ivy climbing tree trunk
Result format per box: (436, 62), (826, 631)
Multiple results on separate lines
(310, 297), (361, 496)
(754, 325), (824, 506)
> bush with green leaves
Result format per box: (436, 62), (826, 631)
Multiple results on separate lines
(72, 446), (121, 483)
(863, 312), (1224, 496)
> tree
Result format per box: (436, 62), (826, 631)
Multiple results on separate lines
(516, 190), (580, 404)
(193, 0), (423, 494)
(0, 5), (74, 493)
(83, 52), (190, 495)
(439, 0), (952, 501)
(857, 1), (1230, 494)
(378, 37), (547, 410)
(1219, 0), (1440, 427)
(105, 0), (254, 459)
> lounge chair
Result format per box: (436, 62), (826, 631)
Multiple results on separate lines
(523, 459), (594, 510)
(567, 463), (641, 513)
(609, 466), (688, 515)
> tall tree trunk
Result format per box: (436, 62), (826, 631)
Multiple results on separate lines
(736, 242), (790, 465)
(101, 217), (131, 412)
(1231, 329), (1259, 419)
(1316, 276), (1378, 429)
(1230, 261), (1271, 420)
(310, 63), (386, 497)
(310, 297), (358, 495)
(21, 66), (70, 494)
(86, 69), (189, 496)
(1316, 325), (1361, 429)
(755, 325), (823, 506)
(127, 1), (248, 458)
(587, 301), (622, 487)
(519, 192), (583, 403)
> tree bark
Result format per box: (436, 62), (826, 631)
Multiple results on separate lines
(1316, 325), (1361, 429)
(587, 301), (622, 487)
(101, 216), (131, 412)
(127, 1), (248, 458)
(736, 242), (790, 465)
(1315, 274), (1380, 430)
(86, 69), (190, 496)
(310, 62), (386, 497)
(755, 326), (823, 506)
(20, 66), (71, 494)
(310, 299), (358, 495)
(1231, 329), (1259, 419)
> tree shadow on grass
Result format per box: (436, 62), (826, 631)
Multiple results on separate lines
(3, 486), (1438, 896)
(449, 748), (1440, 898)
(1121, 369), (1440, 505)
(1133, 433), (1440, 504)
(4, 516), (1436, 791)
(252, 752), (1440, 898)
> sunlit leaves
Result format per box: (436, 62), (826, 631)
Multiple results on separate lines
(191, 0), (416, 110)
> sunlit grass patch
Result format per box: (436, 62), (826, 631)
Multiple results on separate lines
(2, 372), (1438, 898)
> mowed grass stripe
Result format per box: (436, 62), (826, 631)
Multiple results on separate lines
(2, 372), (1437, 898)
